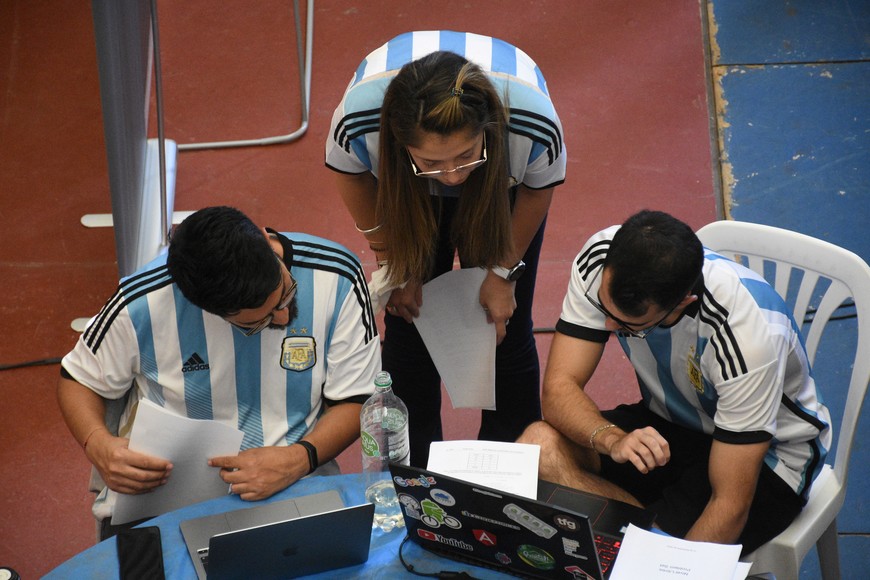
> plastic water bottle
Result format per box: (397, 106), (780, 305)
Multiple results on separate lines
(360, 371), (409, 532)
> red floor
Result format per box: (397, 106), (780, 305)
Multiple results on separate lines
(0, 1), (715, 576)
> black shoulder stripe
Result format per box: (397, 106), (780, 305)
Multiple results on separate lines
(333, 107), (381, 138)
(575, 240), (610, 280)
(298, 260), (376, 344)
(334, 108), (381, 148)
(89, 276), (174, 354)
(509, 114), (563, 159)
(699, 290), (748, 379)
(698, 310), (736, 378)
(337, 120), (380, 150)
(341, 125), (380, 152)
(292, 242), (377, 344)
(84, 266), (171, 348)
(509, 107), (563, 153)
(509, 126), (557, 164)
(292, 240), (363, 270)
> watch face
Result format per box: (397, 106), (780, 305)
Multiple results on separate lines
(507, 262), (526, 281)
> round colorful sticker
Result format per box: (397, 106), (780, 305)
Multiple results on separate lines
(430, 488), (456, 506)
(517, 544), (556, 570)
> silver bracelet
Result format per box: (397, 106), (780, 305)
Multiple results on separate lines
(354, 222), (383, 235)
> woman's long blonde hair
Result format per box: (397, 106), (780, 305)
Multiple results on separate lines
(377, 51), (513, 285)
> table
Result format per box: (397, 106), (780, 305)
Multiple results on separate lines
(46, 472), (511, 578)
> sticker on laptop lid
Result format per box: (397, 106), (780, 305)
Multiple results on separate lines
(503, 503), (557, 538)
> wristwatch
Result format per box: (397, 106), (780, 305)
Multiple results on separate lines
(491, 260), (526, 282)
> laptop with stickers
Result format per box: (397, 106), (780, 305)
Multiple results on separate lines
(389, 464), (655, 580)
(179, 489), (374, 579)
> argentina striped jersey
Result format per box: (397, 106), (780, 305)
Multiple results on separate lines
(557, 225), (832, 499)
(325, 30), (566, 190)
(62, 232), (381, 453)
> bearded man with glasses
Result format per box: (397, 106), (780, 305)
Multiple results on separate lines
(57, 206), (380, 539)
(518, 209), (831, 557)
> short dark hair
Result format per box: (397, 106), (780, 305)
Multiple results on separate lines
(166, 206), (281, 317)
(605, 210), (703, 317)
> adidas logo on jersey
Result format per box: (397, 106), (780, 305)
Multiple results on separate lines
(182, 352), (210, 373)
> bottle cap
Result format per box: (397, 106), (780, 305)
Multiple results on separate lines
(0, 567), (21, 580)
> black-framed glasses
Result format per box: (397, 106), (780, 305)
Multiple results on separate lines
(230, 256), (297, 336)
(583, 266), (685, 339)
(407, 133), (487, 178)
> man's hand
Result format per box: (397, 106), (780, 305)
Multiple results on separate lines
(209, 446), (308, 501)
(85, 430), (173, 495)
(479, 271), (517, 345)
(607, 426), (671, 474)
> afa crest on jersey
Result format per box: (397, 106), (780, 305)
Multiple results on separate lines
(281, 336), (316, 372)
(686, 345), (704, 393)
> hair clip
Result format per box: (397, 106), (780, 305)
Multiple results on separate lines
(452, 87), (464, 97)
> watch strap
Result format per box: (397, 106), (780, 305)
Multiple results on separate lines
(295, 440), (318, 475)
(492, 260), (526, 281)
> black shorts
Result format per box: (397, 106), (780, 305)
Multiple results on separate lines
(599, 403), (804, 555)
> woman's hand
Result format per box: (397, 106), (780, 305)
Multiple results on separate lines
(479, 271), (517, 344)
(385, 281), (424, 322)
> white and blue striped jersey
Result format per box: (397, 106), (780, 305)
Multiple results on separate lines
(557, 226), (832, 500)
(62, 232), (380, 452)
(325, 30), (566, 190)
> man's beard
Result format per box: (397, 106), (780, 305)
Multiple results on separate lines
(269, 299), (299, 330)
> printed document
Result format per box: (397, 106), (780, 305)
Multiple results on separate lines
(610, 524), (751, 580)
(427, 440), (540, 499)
(111, 399), (244, 524)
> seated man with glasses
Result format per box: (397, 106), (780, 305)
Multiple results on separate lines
(57, 206), (380, 539)
(518, 209), (831, 555)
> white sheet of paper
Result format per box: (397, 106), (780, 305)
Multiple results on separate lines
(414, 268), (496, 409)
(610, 524), (747, 580)
(427, 440), (540, 499)
(111, 399), (245, 524)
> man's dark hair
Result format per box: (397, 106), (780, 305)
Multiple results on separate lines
(605, 210), (703, 317)
(167, 206), (281, 317)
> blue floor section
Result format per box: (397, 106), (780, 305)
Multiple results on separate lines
(710, 1), (870, 577)
(717, 62), (869, 261)
(712, 0), (870, 65)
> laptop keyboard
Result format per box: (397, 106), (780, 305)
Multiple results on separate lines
(594, 533), (621, 576)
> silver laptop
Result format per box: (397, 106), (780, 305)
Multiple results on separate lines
(180, 489), (374, 579)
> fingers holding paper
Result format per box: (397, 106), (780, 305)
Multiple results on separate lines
(479, 271), (517, 345)
(87, 432), (173, 495)
(385, 282), (423, 322)
(210, 446), (308, 501)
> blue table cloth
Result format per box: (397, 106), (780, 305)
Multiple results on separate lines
(45, 472), (511, 578)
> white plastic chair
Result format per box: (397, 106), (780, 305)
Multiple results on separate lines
(697, 220), (870, 580)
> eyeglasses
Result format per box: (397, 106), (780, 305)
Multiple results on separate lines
(583, 266), (685, 339)
(230, 256), (297, 336)
(407, 134), (487, 178)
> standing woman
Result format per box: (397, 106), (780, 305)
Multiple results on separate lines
(326, 31), (566, 467)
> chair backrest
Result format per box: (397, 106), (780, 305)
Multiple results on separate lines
(696, 220), (870, 484)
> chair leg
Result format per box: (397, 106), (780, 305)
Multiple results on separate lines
(817, 520), (841, 580)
